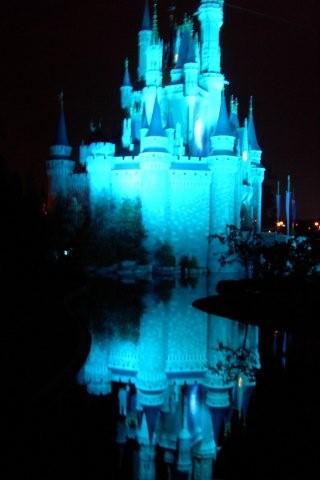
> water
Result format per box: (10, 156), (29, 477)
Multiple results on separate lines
(8, 271), (317, 479)
(75, 273), (264, 479)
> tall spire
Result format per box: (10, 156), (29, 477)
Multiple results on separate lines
(122, 58), (132, 87)
(54, 91), (69, 146)
(146, 94), (165, 137)
(141, 0), (152, 31)
(152, 0), (159, 41)
(141, 103), (149, 129)
(229, 95), (239, 131)
(248, 96), (261, 150)
(214, 89), (233, 136)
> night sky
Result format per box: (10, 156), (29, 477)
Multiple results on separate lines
(0, 0), (318, 219)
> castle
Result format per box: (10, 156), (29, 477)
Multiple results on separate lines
(47, 0), (265, 269)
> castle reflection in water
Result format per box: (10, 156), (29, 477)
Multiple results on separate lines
(78, 273), (260, 479)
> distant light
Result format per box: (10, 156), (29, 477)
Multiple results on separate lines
(276, 221), (284, 227)
(238, 376), (243, 388)
(64, 250), (69, 256)
(174, 53), (178, 64)
(315, 221), (319, 227)
(268, 230), (271, 233)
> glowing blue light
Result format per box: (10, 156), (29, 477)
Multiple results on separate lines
(194, 118), (203, 151)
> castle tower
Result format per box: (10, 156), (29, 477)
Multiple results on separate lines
(138, 0), (153, 81)
(248, 97), (265, 230)
(120, 58), (133, 110)
(46, 92), (73, 207)
(197, 0), (225, 95)
(208, 89), (238, 269)
(145, 2), (163, 87)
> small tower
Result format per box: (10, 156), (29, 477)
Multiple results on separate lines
(138, 0), (153, 81)
(47, 92), (74, 206)
(120, 58), (133, 110)
(247, 97), (265, 231)
(145, 1), (163, 87)
(142, 94), (169, 154)
(198, 0), (224, 74)
(248, 96), (262, 164)
(208, 90), (239, 269)
(210, 89), (235, 153)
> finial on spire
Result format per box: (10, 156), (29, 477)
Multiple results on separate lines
(58, 90), (64, 111)
(152, 0), (159, 41)
(122, 57), (132, 87)
(249, 95), (253, 114)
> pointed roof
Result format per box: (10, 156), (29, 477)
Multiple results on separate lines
(141, 103), (149, 129)
(54, 91), (69, 146)
(248, 96), (261, 150)
(229, 95), (239, 131)
(146, 94), (166, 137)
(141, 0), (152, 31)
(214, 89), (233, 136)
(122, 58), (131, 87)
(166, 104), (175, 129)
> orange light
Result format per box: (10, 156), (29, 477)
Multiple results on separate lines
(276, 221), (284, 227)
(315, 221), (319, 227)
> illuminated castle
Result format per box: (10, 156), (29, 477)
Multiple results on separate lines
(47, 0), (265, 269)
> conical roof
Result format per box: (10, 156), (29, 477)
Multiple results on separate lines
(214, 89), (233, 136)
(122, 58), (132, 87)
(141, 103), (149, 129)
(146, 94), (166, 137)
(229, 95), (239, 131)
(248, 97), (261, 150)
(141, 0), (151, 30)
(54, 92), (69, 146)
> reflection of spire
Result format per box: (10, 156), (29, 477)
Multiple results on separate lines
(144, 407), (159, 443)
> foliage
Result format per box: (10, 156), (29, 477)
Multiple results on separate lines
(49, 196), (149, 267)
(179, 255), (199, 270)
(154, 241), (176, 267)
(211, 225), (320, 279)
(211, 342), (259, 384)
(211, 225), (263, 278)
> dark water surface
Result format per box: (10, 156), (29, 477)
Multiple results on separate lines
(3, 269), (318, 479)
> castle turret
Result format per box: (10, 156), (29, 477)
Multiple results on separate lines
(145, 2), (163, 87)
(198, 0), (223, 74)
(229, 95), (240, 133)
(47, 92), (74, 205)
(120, 58), (133, 110)
(210, 89), (235, 153)
(138, 0), (153, 81)
(208, 90), (239, 270)
(247, 98), (265, 229)
(142, 94), (169, 154)
(248, 96), (262, 164)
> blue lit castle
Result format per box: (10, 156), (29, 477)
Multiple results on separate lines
(47, 0), (265, 269)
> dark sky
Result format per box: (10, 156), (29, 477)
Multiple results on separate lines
(0, 0), (318, 219)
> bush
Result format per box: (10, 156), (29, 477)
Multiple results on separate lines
(154, 241), (176, 267)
